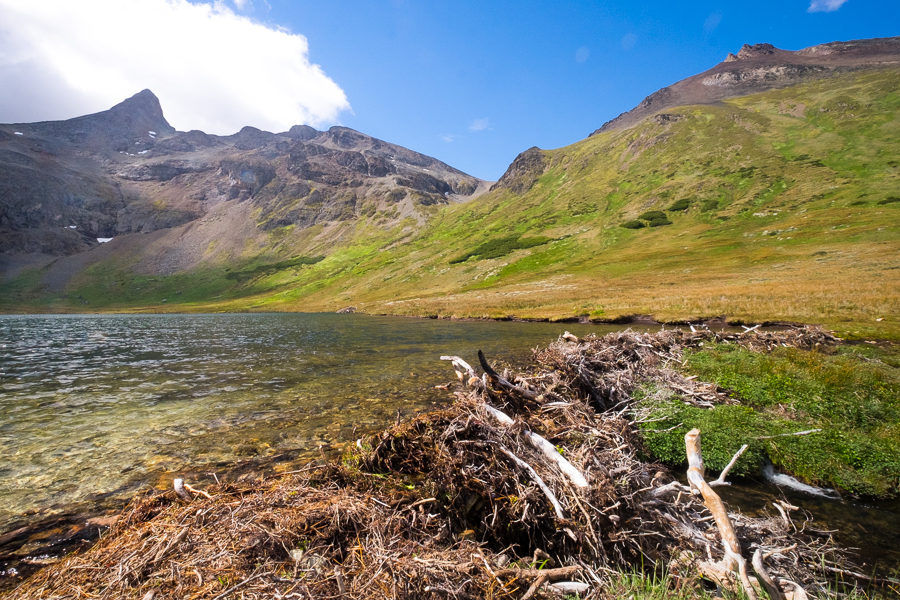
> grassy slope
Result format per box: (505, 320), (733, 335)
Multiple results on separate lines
(3, 69), (898, 338)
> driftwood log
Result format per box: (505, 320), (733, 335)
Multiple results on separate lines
(686, 428), (811, 600)
(685, 428), (757, 598)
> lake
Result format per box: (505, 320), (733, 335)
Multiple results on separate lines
(0, 313), (611, 533)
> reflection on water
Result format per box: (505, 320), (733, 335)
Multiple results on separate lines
(0, 313), (610, 532)
(722, 479), (900, 576)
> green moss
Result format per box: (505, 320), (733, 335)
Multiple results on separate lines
(638, 343), (900, 497)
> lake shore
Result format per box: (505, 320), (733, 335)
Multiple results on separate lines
(4, 326), (896, 599)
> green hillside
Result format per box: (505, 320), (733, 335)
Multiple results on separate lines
(4, 68), (899, 338)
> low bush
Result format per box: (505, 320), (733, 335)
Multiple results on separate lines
(700, 198), (719, 211)
(638, 210), (667, 221)
(449, 234), (551, 264)
(667, 198), (690, 211)
(622, 219), (645, 229)
(225, 255), (324, 280)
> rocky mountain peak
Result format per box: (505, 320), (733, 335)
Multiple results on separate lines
(490, 146), (545, 194)
(593, 36), (900, 135)
(101, 88), (175, 138)
(109, 89), (166, 119)
(21, 88), (175, 151)
(736, 43), (777, 59)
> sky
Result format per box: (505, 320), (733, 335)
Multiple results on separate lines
(0, 1), (896, 180)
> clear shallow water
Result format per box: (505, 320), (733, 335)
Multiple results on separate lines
(0, 313), (611, 531)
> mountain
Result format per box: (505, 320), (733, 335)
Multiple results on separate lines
(1, 38), (897, 338)
(0, 90), (485, 284)
(593, 36), (900, 134)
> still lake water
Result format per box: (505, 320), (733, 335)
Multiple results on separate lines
(0, 313), (610, 532)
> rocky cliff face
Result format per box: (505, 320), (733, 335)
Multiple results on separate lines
(0, 91), (485, 278)
(489, 147), (546, 195)
(593, 36), (900, 134)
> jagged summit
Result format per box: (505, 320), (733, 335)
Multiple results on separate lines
(105, 89), (172, 131)
(593, 36), (900, 134)
(15, 88), (175, 151)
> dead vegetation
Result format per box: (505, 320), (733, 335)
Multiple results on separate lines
(6, 326), (879, 599)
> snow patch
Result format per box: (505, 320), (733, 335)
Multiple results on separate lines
(138, 150), (149, 154)
(148, 131), (157, 136)
(67, 225), (76, 229)
(13, 131), (23, 136)
(97, 237), (113, 243)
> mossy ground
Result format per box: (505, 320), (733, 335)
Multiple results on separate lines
(638, 342), (900, 497)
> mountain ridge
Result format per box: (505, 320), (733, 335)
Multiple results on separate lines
(592, 36), (900, 135)
(0, 90), (486, 284)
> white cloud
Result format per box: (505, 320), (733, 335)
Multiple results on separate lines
(0, 0), (350, 134)
(440, 133), (456, 143)
(621, 33), (638, 51)
(703, 12), (722, 34)
(468, 117), (489, 132)
(808, 0), (848, 12)
(575, 46), (590, 63)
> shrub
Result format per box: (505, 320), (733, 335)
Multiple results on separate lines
(647, 216), (672, 227)
(877, 196), (899, 205)
(225, 255), (324, 280)
(622, 220), (645, 229)
(449, 235), (552, 264)
(638, 210), (667, 221)
(667, 198), (690, 211)
(700, 198), (719, 211)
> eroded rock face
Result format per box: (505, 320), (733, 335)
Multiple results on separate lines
(116, 160), (203, 181)
(593, 36), (900, 134)
(701, 64), (828, 87)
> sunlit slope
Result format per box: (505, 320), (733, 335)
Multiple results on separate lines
(250, 68), (898, 333)
(7, 69), (899, 337)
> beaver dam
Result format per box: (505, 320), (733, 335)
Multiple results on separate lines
(4, 327), (897, 599)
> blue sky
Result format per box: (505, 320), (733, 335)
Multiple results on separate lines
(252, 0), (897, 179)
(0, 0), (896, 180)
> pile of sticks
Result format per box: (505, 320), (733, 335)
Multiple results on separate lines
(6, 327), (864, 599)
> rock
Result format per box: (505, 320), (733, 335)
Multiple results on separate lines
(490, 146), (545, 194)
